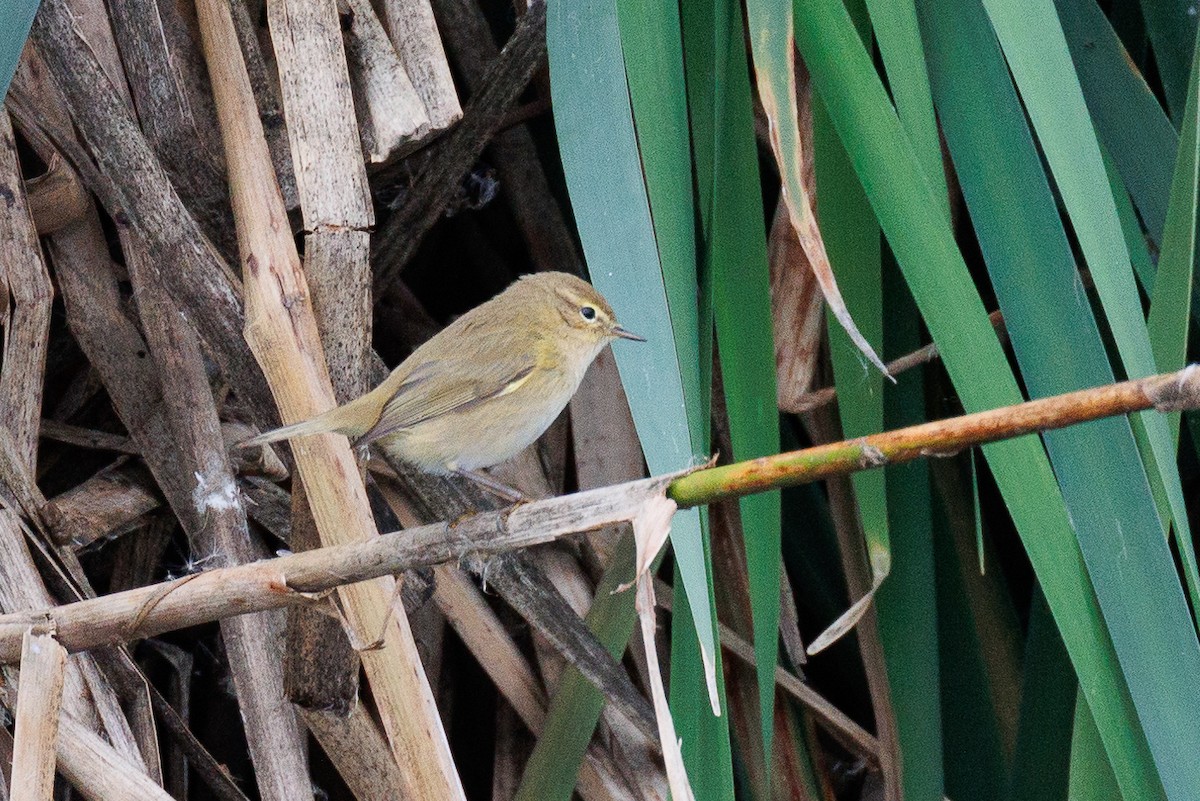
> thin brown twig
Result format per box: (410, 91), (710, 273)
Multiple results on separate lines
(38, 420), (137, 455)
(785, 309), (1007, 414)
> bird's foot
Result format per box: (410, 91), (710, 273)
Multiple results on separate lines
(453, 468), (530, 505)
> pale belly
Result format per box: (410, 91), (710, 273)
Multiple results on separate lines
(375, 368), (582, 473)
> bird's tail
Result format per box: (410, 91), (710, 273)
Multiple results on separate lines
(237, 394), (380, 449)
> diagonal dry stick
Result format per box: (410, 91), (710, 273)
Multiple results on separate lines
(194, 0), (464, 796)
(371, 1), (548, 296)
(0, 365), (1196, 663)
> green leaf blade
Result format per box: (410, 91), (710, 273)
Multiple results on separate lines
(0, 1), (38, 100)
(792, 0), (1169, 796)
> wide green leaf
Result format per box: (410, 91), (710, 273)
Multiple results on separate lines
(685, 0), (783, 774)
(1145, 25), (1200, 618)
(546, 0), (717, 706)
(1147, 25), (1200, 443)
(1057, 0), (1177, 244)
(1068, 694), (1123, 801)
(545, 1), (726, 796)
(863, 0), (945, 218)
(1136, 0), (1196, 122)
(922, 1), (1181, 797)
(792, 0), (1167, 796)
(980, 6), (1200, 795)
(617, 0), (738, 794)
(0, 1), (39, 100)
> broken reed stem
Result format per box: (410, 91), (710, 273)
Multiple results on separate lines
(10, 630), (67, 801)
(0, 473), (679, 661)
(0, 366), (1194, 662)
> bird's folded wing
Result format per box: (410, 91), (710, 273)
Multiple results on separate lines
(359, 355), (538, 444)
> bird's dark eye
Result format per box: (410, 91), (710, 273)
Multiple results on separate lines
(580, 306), (597, 321)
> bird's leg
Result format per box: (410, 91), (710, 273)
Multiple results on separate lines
(453, 468), (530, 504)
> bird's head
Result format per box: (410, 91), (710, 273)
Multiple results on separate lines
(519, 271), (645, 349)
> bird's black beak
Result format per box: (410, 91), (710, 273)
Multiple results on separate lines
(611, 326), (646, 342)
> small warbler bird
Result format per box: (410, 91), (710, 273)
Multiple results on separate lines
(242, 272), (643, 485)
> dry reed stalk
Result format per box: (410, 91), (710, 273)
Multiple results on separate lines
(8, 71), (194, 801)
(778, 571), (808, 668)
(24, 154), (91, 236)
(433, 564), (548, 727)
(61, 0), (135, 104)
(431, 0), (581, 274)
(371, 0), (461, 130)
(0, 111), (52, 474)
(30, 0), (278, 423)
(770, 198), (826, 412)
(104, 0), (236, 258)
(375, 480), (641, 801)
(226, 0), (299, 208)
(195, 0), (464, 795)
(267, 0), (372, 234)
(0, 88), (159, 797)
(341, 0), (431, 160)
(0, 472), (680, 659)
(53, 716), (171, 801)
(37, 421), (136, 455)
(297, 705), (409, 801)
(266, 0), (384, 776)
(25, 4), (312, 789)
(94, 646), (252, 801)
(492, 704), (524, 801)
(0, 725), (12, 799)
(126, 236), (314, 801)
(372, 1), (548, 294)
(10, 631), (66, 801)
(43, 461), (159, 549)
(0, 513), (152, 797)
